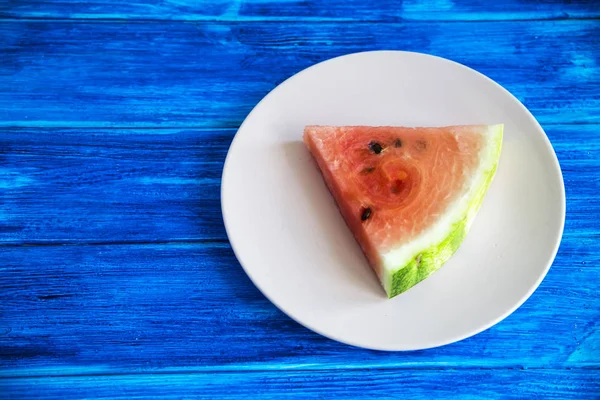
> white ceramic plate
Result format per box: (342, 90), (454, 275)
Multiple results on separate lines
(221, 51), (565, 351)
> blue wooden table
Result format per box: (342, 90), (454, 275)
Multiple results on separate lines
(1, 1), (599, 398)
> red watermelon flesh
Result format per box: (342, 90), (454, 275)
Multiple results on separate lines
(304, 125), (503, 298)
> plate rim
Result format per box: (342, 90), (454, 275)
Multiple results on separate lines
(221, 50), (566, 351)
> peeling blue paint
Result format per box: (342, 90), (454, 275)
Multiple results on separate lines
(0, 171), (34, 189)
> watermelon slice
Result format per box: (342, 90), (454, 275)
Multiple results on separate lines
(303, 125), (503, 298)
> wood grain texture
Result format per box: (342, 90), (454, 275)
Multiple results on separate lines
(2, 0), (600, 21)
(1, 369), (599, 399)
(1, 124), (599, 243)
(1, 5), (600, 396)
(0, 240), (598, 374)
(2, 20), (599, 128)
(0, 128), (228, 243)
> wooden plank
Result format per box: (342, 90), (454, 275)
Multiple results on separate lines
(1, 20), (599, 128)
(1, 124), (599, 244)
(0, 128), (229, 243)
(2, 0), (599, 21)
(0, 238), (598, 375)
(1, 368), (599, 399)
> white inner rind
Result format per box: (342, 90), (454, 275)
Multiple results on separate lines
(380, 124), (504, 294)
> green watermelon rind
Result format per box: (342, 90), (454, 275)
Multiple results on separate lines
(385, 124), (504, 298)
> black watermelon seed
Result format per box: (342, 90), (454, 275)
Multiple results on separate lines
(391, 179), (404, 194)
(393, 138), (402, 148)
(361, 167), (376, 174)
(369, 141), (383, 154)
(361, 207), (372, 221)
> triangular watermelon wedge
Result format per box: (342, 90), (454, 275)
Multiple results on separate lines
(304, 125), (503, 298)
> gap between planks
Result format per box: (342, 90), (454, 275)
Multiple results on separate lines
(1, 122), (598, 131)
(2, 366), (599, 381)
(0, 239), (230, 248)
(1, 17), (600, 23)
